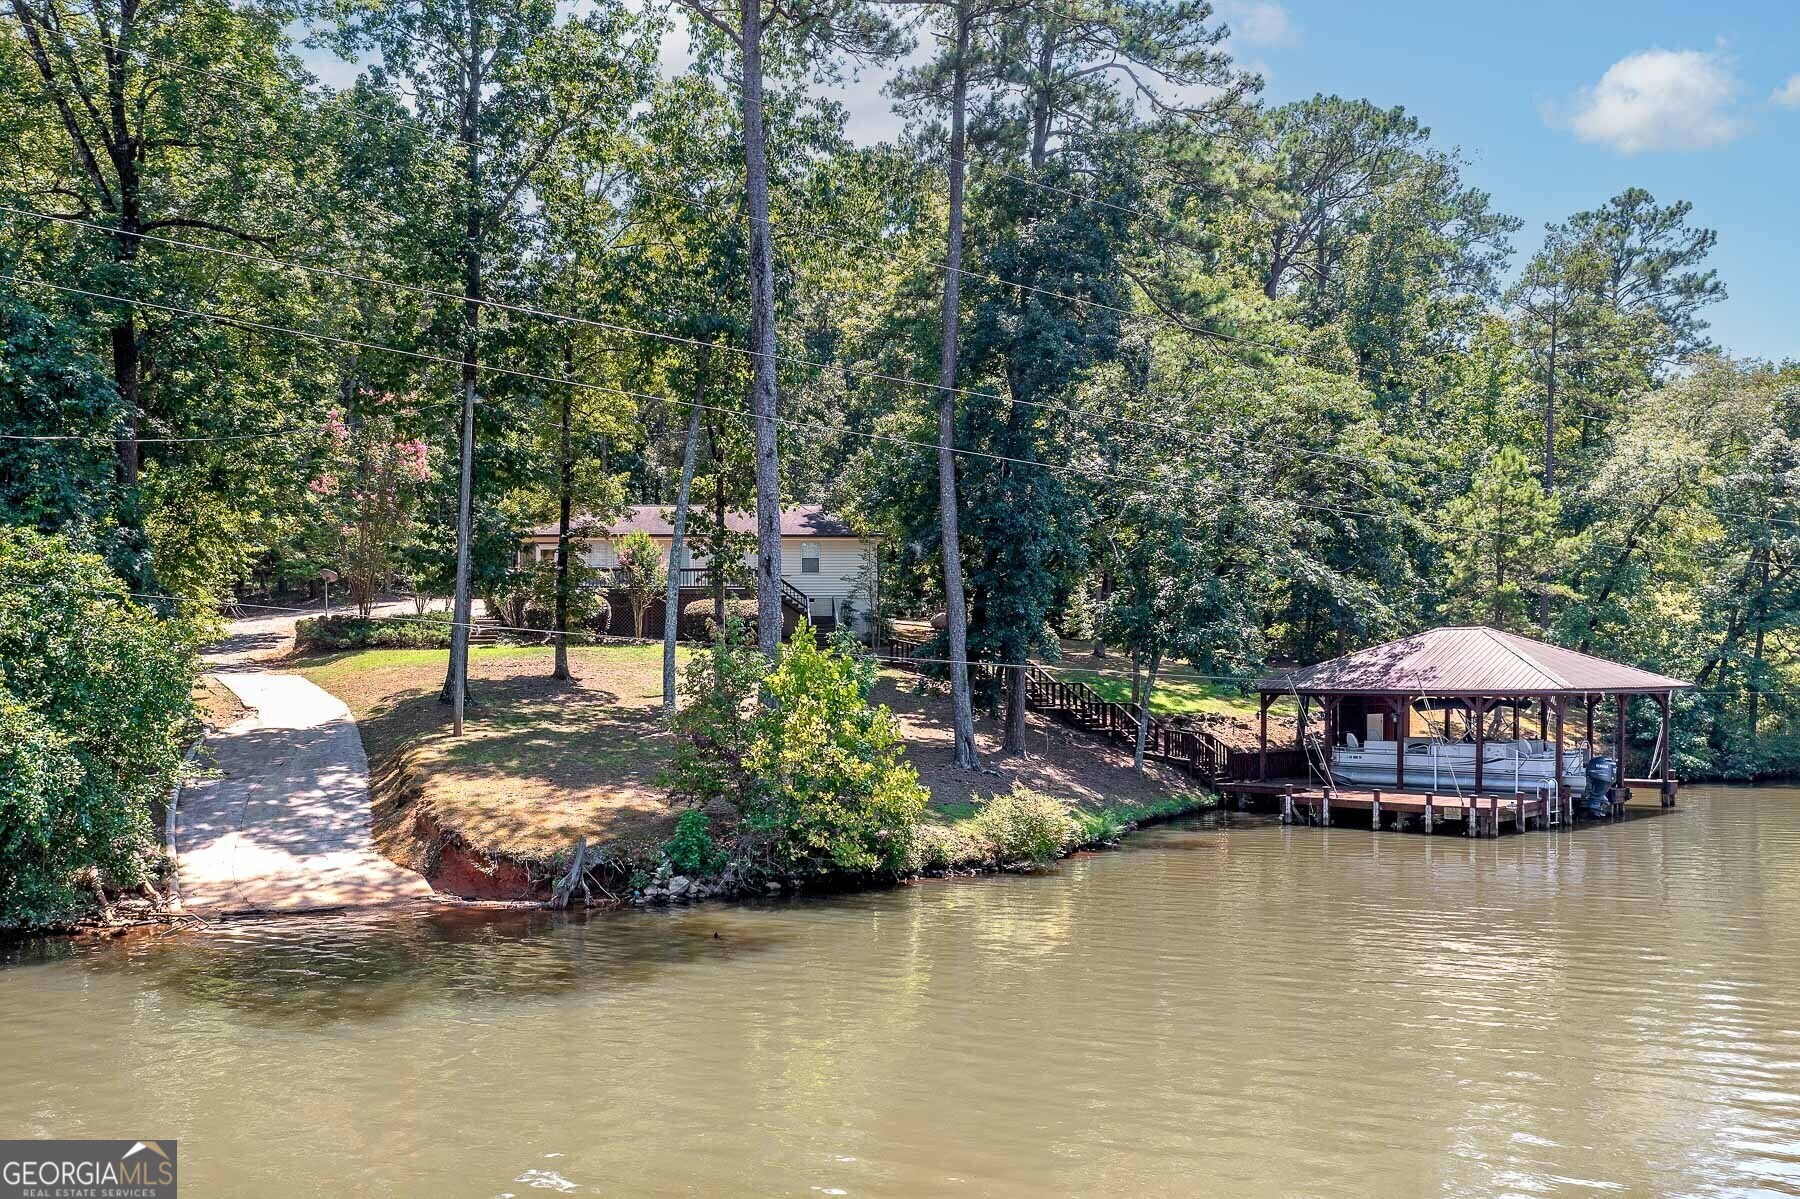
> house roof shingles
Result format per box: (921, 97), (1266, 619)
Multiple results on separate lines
(527, 503), (861, 540)
(1259, 626), (1692, 697)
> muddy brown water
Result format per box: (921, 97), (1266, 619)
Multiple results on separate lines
(3, 785), (1798, 1197)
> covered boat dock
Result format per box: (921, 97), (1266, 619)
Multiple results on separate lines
(1220, 626), (1692, 835)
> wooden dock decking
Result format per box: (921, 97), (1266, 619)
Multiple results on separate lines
(879, 636), (1680, 837)
(1218, 776), (1677, 836)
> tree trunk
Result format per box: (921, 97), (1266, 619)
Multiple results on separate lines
(936, 2), (979, 770)
(712, 473), (728, 627)
(1004, 663), (1029, 754)
(442, 17), (483, 729)
(738, 0), (784, 662)
(1133, 650), (1162, 774)
(1028, 29), (1056, 169)
(1538, 310), (1558, 629)
(1091, 572), (1109, 658)
(1749, 548), (1770, 749)
(663, 353), (709, 718)
(106, 32), (143, 489)
(552, 375), (574, 680)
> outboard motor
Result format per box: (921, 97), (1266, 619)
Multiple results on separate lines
(1584, 755), (1618, 819)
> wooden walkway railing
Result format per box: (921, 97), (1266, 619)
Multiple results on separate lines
(881, 637), (1240, 787)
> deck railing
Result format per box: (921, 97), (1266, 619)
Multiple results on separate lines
(880, 637), (1240, 786)
(595, 566), (811, 615)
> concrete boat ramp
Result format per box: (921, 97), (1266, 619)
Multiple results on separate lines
(173, 608), (434, 917)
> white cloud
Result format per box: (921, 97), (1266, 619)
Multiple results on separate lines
(1772, 74), (1800, 109)
(1216, 1), (1295, 49)
(1557, 47), (1743, 153)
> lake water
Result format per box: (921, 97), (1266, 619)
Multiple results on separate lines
(3, 786), (1798, 1197)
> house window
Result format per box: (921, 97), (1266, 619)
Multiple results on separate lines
(800, 543), (821, 574)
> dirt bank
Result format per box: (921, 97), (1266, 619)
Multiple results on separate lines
(300, 645), (1216, 902)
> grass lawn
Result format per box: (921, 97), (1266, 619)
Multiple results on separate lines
(298, 643), (691, 869)
(296, 641), (1215, 876)
(888, 628), (1290, 720)
(1052, 669), (1262, 718)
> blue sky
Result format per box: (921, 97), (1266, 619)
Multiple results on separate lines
(807, 0), (1798, 362)
(1231, 0), (1800, 362)
(302, 1), (1797, 361)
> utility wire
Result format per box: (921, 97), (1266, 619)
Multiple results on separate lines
(7, 269), (1778, 572)
(6, 20), (1696, 395)
(9, 203), (1790, 539)
(119, 593), (1784, 700)
(6, 201), (1763, 531)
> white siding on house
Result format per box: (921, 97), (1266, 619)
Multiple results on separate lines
(780, 539), (876, 630)
(524, 533), (878, 633)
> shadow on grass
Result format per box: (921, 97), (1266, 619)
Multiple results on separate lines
(360, 672), (679, 855)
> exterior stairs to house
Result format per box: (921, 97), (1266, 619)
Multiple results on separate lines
(880, 637), (1242, 787)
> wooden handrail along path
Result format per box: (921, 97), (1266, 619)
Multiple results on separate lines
(881, 637), (1242, 787)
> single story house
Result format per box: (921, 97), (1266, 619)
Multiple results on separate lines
(522, 503), (879, 639)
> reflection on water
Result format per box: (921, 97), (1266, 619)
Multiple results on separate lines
(3, 790), (1799, 1197)
(67, 906), (796, 1028)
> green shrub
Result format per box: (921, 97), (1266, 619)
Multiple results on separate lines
(681, 597), (759, 641)
(668, 617), (769, 806)
(907, 822), (981, 872)
(1071, 807), (1129, 844)
(663, 810), (727, 877)
(295, 613), (453, 651)
(971, 786), (1077, 865)
(743, 628), (928, 875)
(671, 622), (927, 877)
(0, 529), (201, 926)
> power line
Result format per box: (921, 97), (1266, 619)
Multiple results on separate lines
(14, 201), (1773, 542)
(7, 13), (1705, 511)
(7, 269), (1777, 572)
(10, 20), (1695, 399)
(116, 593), (1783, 701)
(11, 202), (1789, 541)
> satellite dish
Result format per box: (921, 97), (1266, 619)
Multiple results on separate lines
(320, 568), (340, 583)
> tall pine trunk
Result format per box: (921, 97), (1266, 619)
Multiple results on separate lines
(1004, 665), (1028, 754)
(936, 2), (979, 770)
(662, 357), (708, 717)
(552, 376), (574, 680)
(1133, 650), (1162, 774)
(442, 13), (483, 729)
(738, 0), (784, 661)
(1538, 310), (1558, 630)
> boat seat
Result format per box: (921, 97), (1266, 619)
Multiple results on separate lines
(1345, 733), (1360, 749)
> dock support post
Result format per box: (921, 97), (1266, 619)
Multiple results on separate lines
(1657, 690), (1674, 808)
(1281, 785), (1293, 825)
(1553, 696), (1566, 818)
(1615, 692), (1628, 783)
(1321, 789), (1331, 828)
(1370, 789), (1382, 832)
(1423, 793), (1434, 834)
(1394, 696), (1407, 793)
(1472, 697), (1487, 796)
(1258, 693), (1271, 782)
